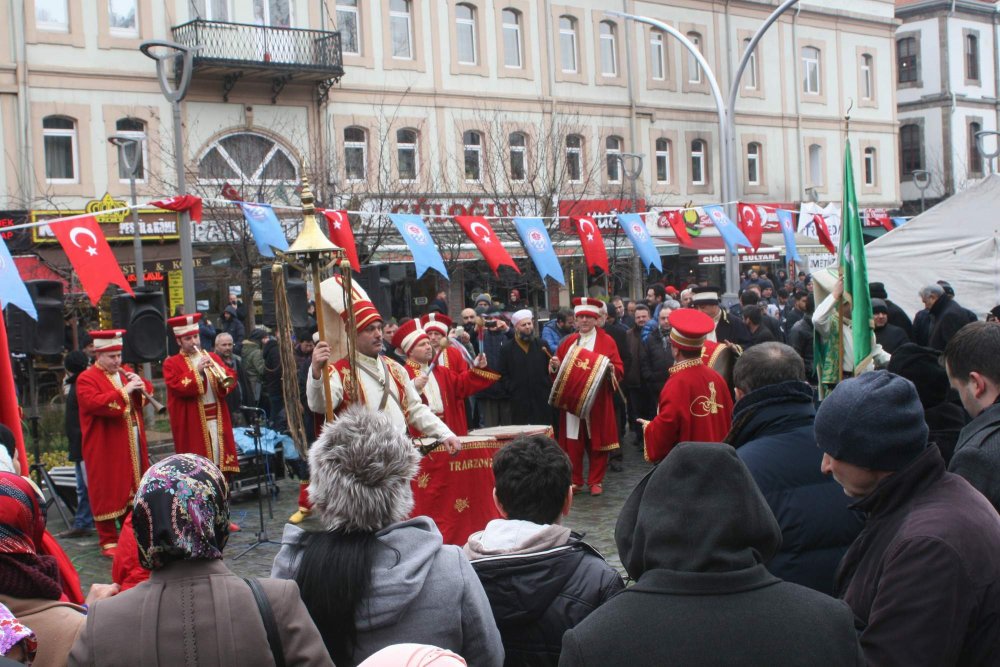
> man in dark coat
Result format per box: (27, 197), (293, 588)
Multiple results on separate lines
(869, 282), (913, 339)
(559, 442), (864, 666)
(727, 343), (863, 595)
(496, 310), (553, 426)
(742, 305), (777, 347)
(943, 322), (1000, 511)
(818, 371), (1000, 666)
(640, 306), (673, 399)
(262, 333), (285, 431)
(921, 283), (971, 351)
(872, 299), (909, 354)
(691, 285), (751, 347)
(624, 305), (651, 442)
(601, 304), (630, 470)
(475, 307), (513, 426)
(58, 350), (95, 538)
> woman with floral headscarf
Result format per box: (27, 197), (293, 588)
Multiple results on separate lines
(70, 454), (331, 667)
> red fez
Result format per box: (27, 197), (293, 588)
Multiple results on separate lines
(167, 313), (202, 338)
(340, 300), (382, 333)
(572, 297), (603, 319)
(668, 309), (715, 351)
(420, 313), (453, 335)
(89, 329), (125, 353)
(392, 319), (429, 357)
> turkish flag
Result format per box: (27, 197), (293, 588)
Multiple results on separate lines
(571, 216), (609, 275)
(0, 315), (29, 474)
(738, 203), (766, 251)
(454, 215), (520, 276)
(221, 182), (243, 202)
(319, 209), (361, 272)
(50, 216), (133, 305)
(813, 214), (837, 254)
(662, 210), (692, 245)
(149, 195), (203, 223)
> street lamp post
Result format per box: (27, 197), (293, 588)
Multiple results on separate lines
(140, 39), (198, 312)
(911, 169), (932, 213)
(108, 135), (145, 287)
(613, 152), (644, 300)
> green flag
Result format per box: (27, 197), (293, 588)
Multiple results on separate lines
(840, 140), (874, 370)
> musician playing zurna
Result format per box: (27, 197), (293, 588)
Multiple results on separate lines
(75, 329), (151, 557)
(548, 297), (623, 497)
(163, 313), (241, 477)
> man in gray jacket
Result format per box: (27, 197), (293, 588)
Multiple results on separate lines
(944, 321), (1000, 513)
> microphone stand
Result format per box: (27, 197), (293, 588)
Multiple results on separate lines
(233, 405), (281, 559)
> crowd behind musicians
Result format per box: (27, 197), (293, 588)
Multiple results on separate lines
(5, 272), (1000, 665)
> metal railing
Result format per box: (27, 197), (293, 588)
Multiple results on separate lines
(172, 19), (343, 76)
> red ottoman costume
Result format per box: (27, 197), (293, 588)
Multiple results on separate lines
(420, 313), (471, 371)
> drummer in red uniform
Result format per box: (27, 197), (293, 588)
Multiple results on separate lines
(640, 309), (734, 463)
(548, 297), (623, 496)
(394, 319), (499, 436)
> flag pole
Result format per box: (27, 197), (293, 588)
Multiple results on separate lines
(837, 102), (853, 385)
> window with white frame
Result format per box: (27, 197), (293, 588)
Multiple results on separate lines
(502, 9), (522, 69)
(650, 31), (665, 81)
(655, 138), (671, 184)
(599, 21), (617, 77)
(861, 53), (874, 100)
(744, 38), (758, 89)
(897, 37), (917, 84)
(966, 33), (980, 82)
(802, 46), (820, 94)
(456, 3), (477, 66)
(606, 136), (623, 182)
(397, 128), (418, 181)
(337, 0), (360, 55)
(343, 127), (367, 181)
(253, 0), (291, 28)
(390, 0), (413, 60)
(559, 16), (578, 73)
(565, 134), (582, 182)
(43, 116), (77, 182)
(691, 139), (706, 185)
(36, 0), (68, 31)
(464, 131), (482, 182)
(863, 146), (877, 187)
(198, 132), (297, 183)
(808, 143), (822, 186)
(192, 0), (229, 21)
(687, 32), (702, 84)
(509, 132), (526, 182)
(114, 118), (147, 182)
(108, 0), (138, 36)
(747, 142), (761, 186)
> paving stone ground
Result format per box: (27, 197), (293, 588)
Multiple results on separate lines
(56, 433), (652, 591)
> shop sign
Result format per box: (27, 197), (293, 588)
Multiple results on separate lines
(807, 253), (838, 274)
(863, 208), (891, 228)
(192, 216), (302, 244)
(558, 199), (647, 233)
(31, 193), (180, 243)
(343, 195), (540, 224)
(0, 211), (30, 252)
(699, 251), (780, 265)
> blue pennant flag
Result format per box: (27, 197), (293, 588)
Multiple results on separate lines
(513, 217), (565, 285)
(237, 202), (289, 257)
(776, 209), (802, 264)
(388, 214), (449, 280)
(616, 213), (662, 273)
(891, 217), (908, 228)
(0, 236), (36, 319)
(702, 205), (752, 255)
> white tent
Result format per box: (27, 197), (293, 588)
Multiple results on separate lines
(865, 174), (1000, 319)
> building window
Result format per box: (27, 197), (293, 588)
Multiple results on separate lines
(36, 0), (68, 31)
(456, 3), (477, 66)
(253, 0), (291, 28)
(808, 143), (822, 186)
(687, 32), (702, 84)
(344, 127), (367, 182)
(565, 134), (582, 183)
(390, 0), (413, 60)
(463, 130), (482, 182)
(337, 0), (360, 55)
(863, 146), (877, 187)
(599, 21), (617, 77)
(747, 142), (761, 186)
(650, 31), (665, 81)
(198, 132), (297, 183)
(897, 37), (917, 84)
(655, 138), (671, 184)
(108, 0), (138, 37)
(969, 122), (983, 175)
(42, 116), (78, 183)
(502, 9), (522, 69)
(606, 136), (623, 183)
(744, 37), (758, 89)
(114, 118), (147, 182)
(192, 0), (229, 21)
(861, 53), (874, 100)
(899, 124), (922, 175)
(509, 132), (526, 182)
(802, 46), (820, 94)
(691, 139), (706, 185)
(966, 33), (980, 82)
(559, 16), (578, 73)
(397, 128), (418, 181)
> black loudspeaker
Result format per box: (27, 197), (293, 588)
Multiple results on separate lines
(6, 280), (64, 355)
(260, 269), (276, 329)
(286, 269), (310, 330)
(112, 288), (167, 363)
(356, 265), (391, 321)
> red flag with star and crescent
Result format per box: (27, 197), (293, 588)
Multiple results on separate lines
(571, 215), (609, 275)
(149, 195), (203, 223)
(454, 215), (520, 276)
(813, 214), (837, 254)
(662, 209), (693, 246)
(737, 202), (766, 252)
(320, 209), (361, 272)
(50, 216), (133, 305)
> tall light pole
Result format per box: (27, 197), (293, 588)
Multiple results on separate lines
(613, 152), (644, 299)
(609, 0), (800, 300)
(912, 169), (931, 213)
(140, 39), (198, 312)
(108, 135), (145, 287)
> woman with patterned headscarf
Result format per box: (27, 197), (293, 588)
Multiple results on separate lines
(70, 454), (331, 666)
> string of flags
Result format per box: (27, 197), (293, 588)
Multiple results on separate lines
(0, 191), (912, 315)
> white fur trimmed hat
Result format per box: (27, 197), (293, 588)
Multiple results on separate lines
(307, 404), (419, 533)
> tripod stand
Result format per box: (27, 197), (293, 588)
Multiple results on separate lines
(19, 357), (72, 529)
(233, 406), (281, 559)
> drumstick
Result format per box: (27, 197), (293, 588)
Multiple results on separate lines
(542, 347), (552, 359)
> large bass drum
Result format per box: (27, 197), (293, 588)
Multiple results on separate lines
(704, 340), (742, 397)
(548, 346), (611, 419)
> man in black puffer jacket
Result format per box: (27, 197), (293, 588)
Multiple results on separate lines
(727, 342), (863, 595)
(464, 435), (623, 666)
